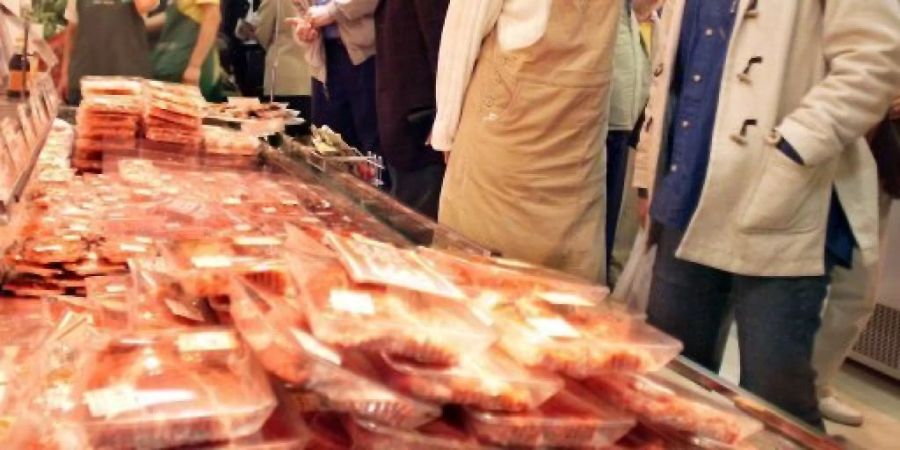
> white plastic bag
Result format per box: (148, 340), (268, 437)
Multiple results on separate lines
(611, 227), (656, 317)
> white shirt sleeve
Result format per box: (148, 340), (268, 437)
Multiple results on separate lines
(65, 0), (78, 24)
(431, 0), (551, 151)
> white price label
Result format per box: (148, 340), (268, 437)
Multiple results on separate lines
(191, 255), (234, 269)
(177, 331), (238, 353)
(85, 384), (141, 418)
(233, 236), (282, 247)
(329, 290), (376, 315)
(105, 284), (127, 294)
(527, 317), (581, 339)
(119, 243), (149, 254)
(538, 292), (596, 307)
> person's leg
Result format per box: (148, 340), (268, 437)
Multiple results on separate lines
(813, 191), (892, 425)
(346, 55), (380, 156)
(312, 40), (359, 147)
(733, 274), (828, 429)
(272, 95), (312, 137)
(646, 225), (734, 372)
(605, 131), (631, 280)
(388, 163), (447, 219)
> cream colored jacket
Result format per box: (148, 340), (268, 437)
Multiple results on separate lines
(634, 0), (900, 276)
(256, 0), (311, 96)
(294, 0), (377, 83)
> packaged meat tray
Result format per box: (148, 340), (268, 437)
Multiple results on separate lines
(80, 76), (144, 96)
(289, 251), (496, 366)
(417, 247), (610, 308)
(348, 418), (493, 450)
(79, 96), (143, 116)
(584, 373), (764, 448)
(490, 298), (682, 377)
(295, 351), (442, 429)
(464, 383), (636, 448)
(77, 328), (277, 448)
(230, 279), (333, 384)
(378, 349), (563, 413)
(162, 236), (289, 298)
(128, 259), (214, 329)
(85, 275), (131, 327)
(179, 386), (311, 450)
(326, 233), (465, 300)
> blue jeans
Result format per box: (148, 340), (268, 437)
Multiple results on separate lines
(647, 225), (827, 429)
(312, 39), (379, 155)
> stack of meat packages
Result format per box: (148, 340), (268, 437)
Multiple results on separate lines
(144, 80), (205, 152)
(73, 77), (143, 172)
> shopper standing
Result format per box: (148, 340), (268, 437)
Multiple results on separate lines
(433, 0), (621, 281)
(151, 0), (224, 100)
(224, 0), (267, 97)
(292, 0), (378, 156)
(59, 0), (158, 104)
(606, 0), (650, 280)
(635, 0), (900, 428)
(374, 0), (449, 219)
(813, 96), (900, 426)
(254, 0), (312, 134)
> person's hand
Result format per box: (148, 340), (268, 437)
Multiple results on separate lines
(306, 5), (336, 28)
(632, 0), (664, 22)
(236, 20), (257, 42)
(890, 95), (900, 120)
(288, 17), (319, 42)
(182, 65), (201, 85)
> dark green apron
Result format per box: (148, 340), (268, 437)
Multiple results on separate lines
(151, 4), (224, 101)
(69, 0), (152, 103)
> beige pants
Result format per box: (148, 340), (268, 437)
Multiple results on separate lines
(813, 193), (894, 397)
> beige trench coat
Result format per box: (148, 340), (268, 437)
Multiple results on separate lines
(634, 0), (900, 277)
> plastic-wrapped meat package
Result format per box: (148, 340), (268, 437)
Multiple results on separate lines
(178, 386), (310, 450)
(75, 328), (277, 449)
(203, 126), (260, 156)
(490, 298), (682, 377)
(416, 247), (610, 309)
(229, 279), (333, 385)
(348, 418), (492, 450)
(128, 259), (214, 329)
(289, 251), (496, 366)
(76, 110), (140, 130)
(79, 96), (143, 116)
(95, 235), (158, 265)
(145, 127), (203, 148)
(299, 351), (442, 429)
(19, 235), (89, 265)
(584, 374), (764, 448)
(326, 233), (465, 300)
(162, 236), (289, 298)
(464, 383), (636, 448)
(85, 275), (132, 328)
(80, 76), (144, 97)
(378, 349), (563, 413)
(4, 312), (103, 450)
(0, 298), (54, 409)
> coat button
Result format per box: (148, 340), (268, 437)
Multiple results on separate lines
(681, 120), (691, 128)
(705, 28), (714, 37)
(692, 74), (702, 83)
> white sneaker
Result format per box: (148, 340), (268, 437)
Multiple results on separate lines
(819, 396), (864, 427)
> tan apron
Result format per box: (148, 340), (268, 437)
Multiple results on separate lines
(439, 0), (620, 281)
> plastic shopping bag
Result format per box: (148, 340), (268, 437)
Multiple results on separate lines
(611, 227), (656, 318)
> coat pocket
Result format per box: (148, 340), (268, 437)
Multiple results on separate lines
(739, 146), (822, 233)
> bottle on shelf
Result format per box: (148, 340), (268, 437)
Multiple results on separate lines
(7, 38), (29, 98)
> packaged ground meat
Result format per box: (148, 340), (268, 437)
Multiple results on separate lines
(490, 298), (682, 377)
(584, 373), (764, 448)
(464, 383), (636, 448)
(378, 349), (563, 413)
(78, 328), (277, 448)
(348, 417), (492, 450)
(289, 250), (496, 366)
